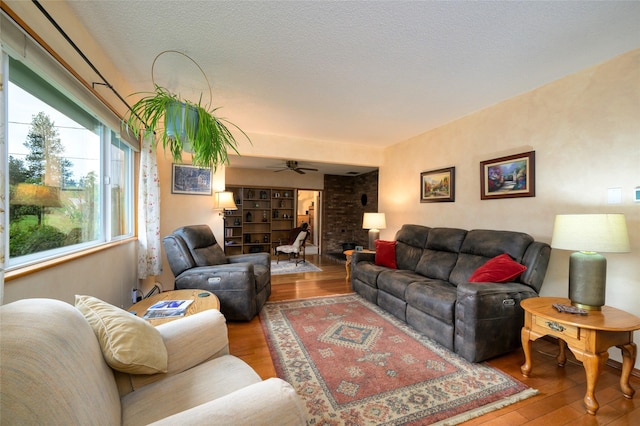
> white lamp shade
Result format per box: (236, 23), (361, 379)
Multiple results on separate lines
(362, 212), (386, 230)
(214, 191), (238, 210)
(551, 214), (630, 253)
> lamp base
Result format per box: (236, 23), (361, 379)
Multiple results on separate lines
(368, 229), (380, 251)
(568, 251), (606, 311)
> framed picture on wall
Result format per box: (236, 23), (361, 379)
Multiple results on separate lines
(420, 167), (455, 203)
(171, 164), (212, 195)
(480, 151), (535, 200)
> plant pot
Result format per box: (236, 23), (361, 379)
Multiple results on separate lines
(165, 102), (199, 151)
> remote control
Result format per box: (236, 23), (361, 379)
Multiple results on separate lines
(552, 303), (588, 315)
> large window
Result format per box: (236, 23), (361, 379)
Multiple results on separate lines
(5, 56), (134, 268)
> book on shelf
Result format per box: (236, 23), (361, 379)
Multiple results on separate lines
(143, 299), (193, 319)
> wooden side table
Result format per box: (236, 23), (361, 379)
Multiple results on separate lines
(129, 289), (220, 326)
(521, 296), (640, 415)
(343, 249), (375, 281)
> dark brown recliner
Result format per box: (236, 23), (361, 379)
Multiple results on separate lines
(163, 224), (271, 321)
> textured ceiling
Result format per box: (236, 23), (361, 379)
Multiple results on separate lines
(60, 1), (639, 173)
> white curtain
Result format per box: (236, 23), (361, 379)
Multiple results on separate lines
(137, 133), (162, 278)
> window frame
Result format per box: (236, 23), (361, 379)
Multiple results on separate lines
(2, 52), (135, 272)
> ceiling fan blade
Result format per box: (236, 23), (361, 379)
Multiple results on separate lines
(294, 169), (306, 174)
(298, 167), (319, 172)
(273, 168), (288, 172)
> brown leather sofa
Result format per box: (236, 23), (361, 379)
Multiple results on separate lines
(163, 224), (271, 321)
(351, 224), (551, 362)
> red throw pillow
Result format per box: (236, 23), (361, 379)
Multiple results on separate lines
(375, 240), (397, 269)
(468, 253), (527, 283)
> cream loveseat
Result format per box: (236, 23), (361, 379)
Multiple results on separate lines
(0, 297), (306, 425)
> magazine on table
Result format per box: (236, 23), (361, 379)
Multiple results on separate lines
(143, 300), (193, 319)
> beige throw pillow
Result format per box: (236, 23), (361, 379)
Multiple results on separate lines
(75, 295), (168, 374)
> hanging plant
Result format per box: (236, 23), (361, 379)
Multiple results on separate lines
(123, 51), (249, 170)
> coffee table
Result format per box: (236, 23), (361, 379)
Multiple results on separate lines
(129, 289), (220, 326)
(521, 296), (640, 415)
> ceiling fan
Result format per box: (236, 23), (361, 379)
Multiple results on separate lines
(272, 161), (319, 174)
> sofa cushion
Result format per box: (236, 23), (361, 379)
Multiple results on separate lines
(375, 240), (397, 269)
(378, 270), (426, 299)
(395, 225), (430, 270)
(176, 224), (229, 266)
(405, 280), (458, 325)
(75, 295), (168, 374)
(468, 253), (527, 283)
(425, 227), (467, 253)
(121, 355), (261, 425)
(352, 261), (386, 287)
(449, 253), (492, 286)
(459, 229), (533, 261)
(194, 244), (228, 266)
(415, 249), (458, 281)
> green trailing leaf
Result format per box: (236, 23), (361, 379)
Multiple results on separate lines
(123, 84), (249, 170)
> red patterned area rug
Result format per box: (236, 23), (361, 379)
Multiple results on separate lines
(260, 294), (537, 425)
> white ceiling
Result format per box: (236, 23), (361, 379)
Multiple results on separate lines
(62, 1), (640, 175)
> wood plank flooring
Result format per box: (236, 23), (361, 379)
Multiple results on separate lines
(227, 254), (640, 425)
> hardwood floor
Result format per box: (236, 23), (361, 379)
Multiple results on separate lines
(227, 254), (640, 425)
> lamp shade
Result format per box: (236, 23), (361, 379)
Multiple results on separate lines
(362, 212), (386, 230)
(551, 214), (630, 253)
(551, 213), (630, 310)
(214, 191), (238, 210)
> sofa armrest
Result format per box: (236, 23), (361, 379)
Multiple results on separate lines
(148, 378), (306, 426)
(457, 281), (537, 299)
(228, 252), (270, 267)
(157, 309), (229, 372)
(352, 251), (375, 264)
(128, 310), (229, 390)
(176, 263), (256, 291)
(455, 281), (538, 362)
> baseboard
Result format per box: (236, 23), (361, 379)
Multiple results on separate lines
(607, 358), (640, 379)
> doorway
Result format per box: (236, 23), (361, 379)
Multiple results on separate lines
(297, 190), (322, 255)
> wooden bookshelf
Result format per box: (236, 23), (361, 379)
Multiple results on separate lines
(224, 186), (296, 255)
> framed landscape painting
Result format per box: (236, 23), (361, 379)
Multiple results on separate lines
(420, 167), (455, 203)
(171, 164), (212, 195)
(480, 151), (535, 200)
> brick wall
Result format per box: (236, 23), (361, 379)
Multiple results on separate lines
(322, 170), (379, 255)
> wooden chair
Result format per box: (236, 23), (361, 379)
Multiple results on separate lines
(275, 230), (308, 265)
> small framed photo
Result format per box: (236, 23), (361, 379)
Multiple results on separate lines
(420, 167), (455, 203)
(171, 164), (212, 195)
(480, 151), (535, 200)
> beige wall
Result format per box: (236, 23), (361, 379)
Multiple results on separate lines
(155, 133), (379, 291)
(3, 242), (137, 308)
(379, 49), (640, 367)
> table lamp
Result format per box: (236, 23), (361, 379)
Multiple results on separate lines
(363, 212), (386, 250)
(550, 214), (630, 310)
(214, 191), (238, 217)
